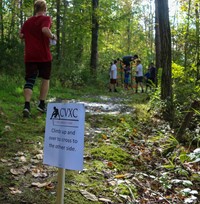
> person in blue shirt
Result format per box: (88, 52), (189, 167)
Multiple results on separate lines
(149, 62), (156, 86)
(144, 68), (151, 92)
(124, 64), (131, 90)
(144, 62), (156, 92)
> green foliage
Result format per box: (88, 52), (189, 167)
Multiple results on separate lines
(148, 88), (167, 117)
(161, 135), (179, 155)
(90, 144), (131, 170)
(187, 148), (200, 163)
(117, 183), (137, 198)
(172, 62), (184, 79)
(179, 152), (191, 163)
(0, 40), (24, 74)
(52, 63), (91, 88)
(1, 74), (200, 203)
(158, 172), (172, 190)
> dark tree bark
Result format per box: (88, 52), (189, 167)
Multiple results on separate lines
(127, 17), (131, 54)
(61, 0), (67, 61)
(0, 0), (4, 43)
(19, 0), (23, 28)
(56, 0), (61, 61)
(8, 0), (17, 41)
(155, 0), (161, 87)
(149, 0), (154, 59)
(184, 0), (191, 71)
(156, 0), (174, 125)
(90, 0), (99, 76)
(195, 3), (200, 82)
(176, 100), (200, 143)
(73, 0), (84, 63)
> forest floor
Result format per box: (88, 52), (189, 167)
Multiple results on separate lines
(0, 79), (200, 204)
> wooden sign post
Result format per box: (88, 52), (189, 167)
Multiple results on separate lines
(56, 168), (65, 204)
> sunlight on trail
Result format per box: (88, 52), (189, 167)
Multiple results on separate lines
(48, 97), (135, 115)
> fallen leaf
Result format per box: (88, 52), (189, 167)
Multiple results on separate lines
(9, 187), (22, 194)
(133, 128), (137, 134)
(30, 159), (40, 164)
(10, 167), (28, 176)
(108, 180), (117, 186)
(45, 183), (55, 190)
(31, 181), (51, 188)
(35, 154), (43, 160)
(98, 197), (113, 203)
(31, 171), (48, 178)
(124, 173), (134, 179)
(16, 139), (22, 143)
(80, 190), (98, 201)
(102, 134), (107, 140)
(115, 174), (125, 179)
(16, 151), (24, 156)
(19, 156), (27, 162)
(107, 161), (113, 168)
(1, 159), (8, 163)
(4, 125), (11, 131)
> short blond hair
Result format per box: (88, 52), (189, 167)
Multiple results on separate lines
(34, 0), (47, 14)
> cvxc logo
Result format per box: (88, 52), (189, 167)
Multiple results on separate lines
(50, 106), (78, 120)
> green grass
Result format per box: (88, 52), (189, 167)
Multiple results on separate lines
(90, 144), (131, 170)
(1, 74), (145, 203)
(0, 75), (199, 204)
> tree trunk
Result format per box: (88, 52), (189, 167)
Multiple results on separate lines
(155, 0), (161, 87)
(195, 3), (200, 82)
(149, 0), (154, 59)
(61, 0), (67, 62)
(56, 0), (61, 61)
(127, 17), (131, 54)
(171, 1), (179, 62)
(19, 0), (23, 28)
(176, 100), (200, 143)
(0, 0), (4, 43)
(157, 0), (174, 125)
(184, 0), (191, 71)
(74, 0), (84, 63)
(8, 0), (17, 41)
(90, 0), (99, 77)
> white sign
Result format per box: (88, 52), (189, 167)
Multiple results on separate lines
(43, 103), (85, 170)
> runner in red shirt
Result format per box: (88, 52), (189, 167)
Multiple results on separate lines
(20, 0), (57, 117)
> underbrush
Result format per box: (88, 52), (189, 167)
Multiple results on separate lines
(0, 74), (200, 203)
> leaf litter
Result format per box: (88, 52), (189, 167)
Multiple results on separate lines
(0, 95), (200, 203)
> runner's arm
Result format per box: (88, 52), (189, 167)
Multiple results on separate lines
(42, 27), (57, 40)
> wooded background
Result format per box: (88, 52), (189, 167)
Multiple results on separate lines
(0, 0), (199, 77)
(0, 0), (199, 133)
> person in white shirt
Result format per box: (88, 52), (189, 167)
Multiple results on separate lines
(109, 60), (118, 92)
(135, 59), (144, 93)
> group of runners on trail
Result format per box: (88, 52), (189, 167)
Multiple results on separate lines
(19, 0), (156, 118)
(109, 55), (156, 93)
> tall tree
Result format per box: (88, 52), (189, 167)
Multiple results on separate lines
(90, 0), (99, 76)
(156, 0), (174, 124)
(125, 0), (132, 54)
(155, 0), (161, 86)
(8, 0), (18, 40)
(143, 0), (154, 61)
(148, 0), (154, 59)
(56, 0), (61, 61)
(0, 0), (3, 42)
(195, 2), (200, 81)
(184, 0), (191, 70)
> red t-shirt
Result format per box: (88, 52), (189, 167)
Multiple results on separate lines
(21, 15), (52, 62)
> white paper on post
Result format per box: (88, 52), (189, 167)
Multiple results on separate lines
(43, 103), (85, 170)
